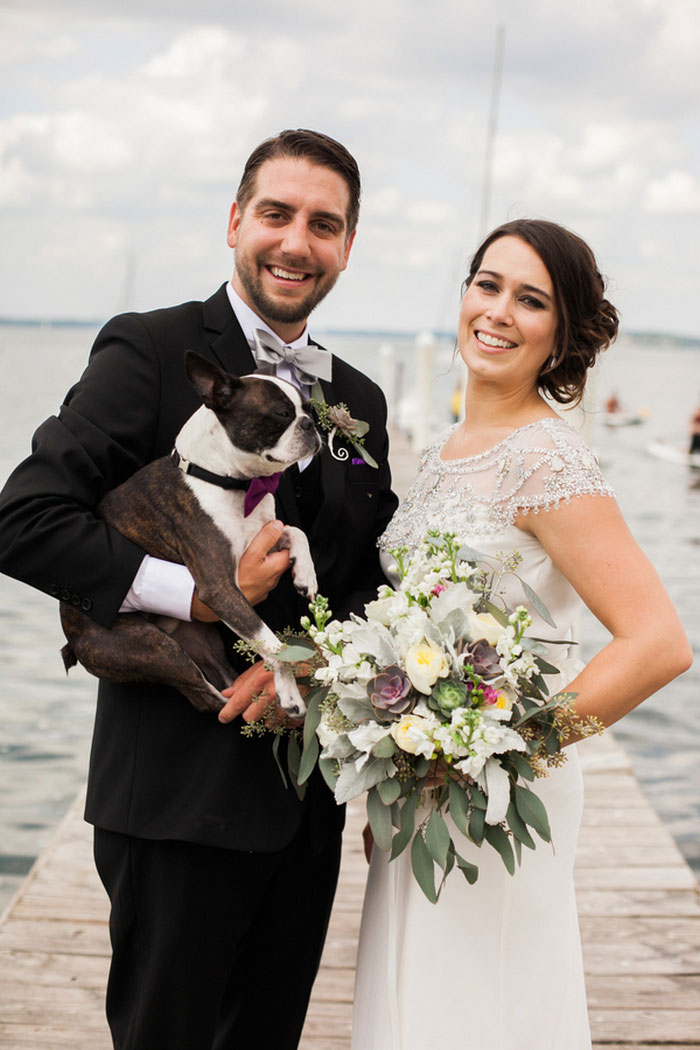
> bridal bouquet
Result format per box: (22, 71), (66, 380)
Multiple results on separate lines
(293, 530), (600, 902)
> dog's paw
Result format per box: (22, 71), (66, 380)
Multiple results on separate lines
(290, 556), (317, 600)
(274, 670), (307, 718)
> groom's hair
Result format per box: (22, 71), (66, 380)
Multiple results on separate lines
(236, 129), (361, 236)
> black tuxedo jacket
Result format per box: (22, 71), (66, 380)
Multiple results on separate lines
(0, 285), (398, 852)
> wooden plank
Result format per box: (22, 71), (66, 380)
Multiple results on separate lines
(0, 1026), (112, 1050)
(577, 888), (700, 918)
(585, 973), (700, 1009)
(589, 1010), (700, 1043)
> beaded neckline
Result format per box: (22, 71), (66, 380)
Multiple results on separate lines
(437, 417), (572, 467)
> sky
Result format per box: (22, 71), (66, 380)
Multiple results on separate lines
(1, 0), (699, 338)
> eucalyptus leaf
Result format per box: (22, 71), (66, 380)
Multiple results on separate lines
(454, 849), (479, 884)
(520, 637), (549, 655)
(469, 783), (488, 811)
(411, 833), (438, 903)
(482, 600), (510, 627)
(534, 655), (562, 677)
(286, 735), (306, 801)
(414, 756), (431, 779)
(508, 752), (536, 782)
(391, 793), (418, 859)
(506, 800), (536, 850)
(448, 779), (470, 836)
(514, 784), (551, 842)
(469, 805), (485, 845)
(297, 733), (319, 786)
(457, 543), (487, 564)
(302, 687), (325, 753)
(372, 735), (397, 758)
(274, 641), (317, 662)
(519, 578), (557, 628)
(353, 441), (378, 469)
(318, 756), (338, 792)
(483, 824), (515, 874)
(272, 735), (288, 790)
(367, 786), (394, 851)
(378, 777), (402, 806)
(425, 811), (451, 871)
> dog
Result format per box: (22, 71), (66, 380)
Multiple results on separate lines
(60, 350), (322, 718)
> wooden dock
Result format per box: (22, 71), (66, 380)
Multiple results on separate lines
(0, 733), (698, 1049)
(1, 428), (698, 1047)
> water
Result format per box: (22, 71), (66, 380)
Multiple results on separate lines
(0, 322), (698, 913)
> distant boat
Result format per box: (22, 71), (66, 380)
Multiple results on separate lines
(603, 412), (645, 428)
(646, 439), (700, 468)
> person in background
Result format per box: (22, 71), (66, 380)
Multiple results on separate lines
(0, 129), (398, 1050)
(689, 402), (700, 453)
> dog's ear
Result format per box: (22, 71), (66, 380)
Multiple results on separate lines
(185, 351), (242, 411)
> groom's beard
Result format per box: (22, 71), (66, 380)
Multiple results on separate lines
(234, 252), (342, 326)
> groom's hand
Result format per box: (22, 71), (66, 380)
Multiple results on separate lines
(237, 520), (291, 605)
(218, 662), (276, 724)
(218, 661), (305, 728)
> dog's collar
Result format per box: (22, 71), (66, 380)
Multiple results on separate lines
(171, 449), (282, 516)
(171, 449), (249, 491)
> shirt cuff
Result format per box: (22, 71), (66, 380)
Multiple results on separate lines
(119, 556), (195, 620)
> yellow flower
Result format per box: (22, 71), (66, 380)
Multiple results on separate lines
(404, 638), (450, 694)
(494, 691), (512, 711)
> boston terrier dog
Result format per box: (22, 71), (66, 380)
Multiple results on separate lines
(60, 350), (322, 717)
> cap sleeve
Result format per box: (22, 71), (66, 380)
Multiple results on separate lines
(502, 420), (613, 516)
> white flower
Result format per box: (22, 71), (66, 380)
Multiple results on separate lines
(390, 713), (438, 758)
(404, 638), (450, 694)
(466, 610), (503, 646)
(348, 721), (393, 755)
(316, 712), (339, 749)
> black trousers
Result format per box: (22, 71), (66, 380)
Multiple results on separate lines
(93, 822), (342, 1050)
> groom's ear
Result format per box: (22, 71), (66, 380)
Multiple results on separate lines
(341, 229), (356, 271)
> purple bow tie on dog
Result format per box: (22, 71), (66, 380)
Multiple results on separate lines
(244, 473), (282, 516)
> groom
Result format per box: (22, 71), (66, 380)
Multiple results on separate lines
(0, 129), (398, 1049)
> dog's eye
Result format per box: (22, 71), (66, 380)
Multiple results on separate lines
(271, 406), (294, 421)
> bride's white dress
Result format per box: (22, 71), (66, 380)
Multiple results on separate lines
(351, 418), (613, 1050)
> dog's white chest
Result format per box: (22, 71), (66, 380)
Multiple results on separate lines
(184, 479), (272, 557)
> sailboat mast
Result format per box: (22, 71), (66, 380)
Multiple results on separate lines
(479, 24), (505, 240)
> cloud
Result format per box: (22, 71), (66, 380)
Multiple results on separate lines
(0, 0), (698, 335)
(644, 170), (700, 213)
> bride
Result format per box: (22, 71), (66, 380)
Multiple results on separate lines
(350, 220), (692, 1049)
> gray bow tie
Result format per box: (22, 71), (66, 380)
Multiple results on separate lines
(252, 328), (332, 386)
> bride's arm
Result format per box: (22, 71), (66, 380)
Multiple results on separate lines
(520, 493), (692, 734)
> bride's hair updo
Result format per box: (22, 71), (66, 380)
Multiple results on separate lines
(464, 219), (619, 405)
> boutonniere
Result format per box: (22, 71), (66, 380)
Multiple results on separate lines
(310, 380), (378, 469)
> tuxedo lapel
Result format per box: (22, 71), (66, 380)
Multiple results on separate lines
(202, 284), (257, 377)
(307, 373), (346, 571)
